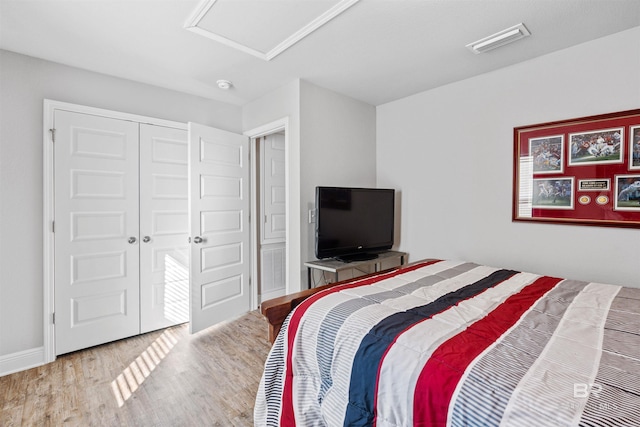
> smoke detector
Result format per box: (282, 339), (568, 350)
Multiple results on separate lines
(216, 79), (233, 90)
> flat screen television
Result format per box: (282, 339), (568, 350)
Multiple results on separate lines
(315, 186), (395, 262)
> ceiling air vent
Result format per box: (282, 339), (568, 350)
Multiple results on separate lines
(466, 23), (530, 54)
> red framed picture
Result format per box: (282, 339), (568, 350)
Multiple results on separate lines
(513, 109), (640, 228)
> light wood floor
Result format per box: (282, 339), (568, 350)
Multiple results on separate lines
(0, 311), (272, 426)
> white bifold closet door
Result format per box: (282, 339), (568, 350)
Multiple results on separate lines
(53, 109), (251, 354)
(54, 111), (142, 355)
(188, 123), (251, 334)
(139, 124), (189, 333)
(54, 110), (188, 355)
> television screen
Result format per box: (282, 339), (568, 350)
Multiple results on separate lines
(315, 186), (395, 261)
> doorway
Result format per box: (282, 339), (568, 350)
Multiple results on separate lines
(245, 119), (290, 307)
(255, 132), (287, 302)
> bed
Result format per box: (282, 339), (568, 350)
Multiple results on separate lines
(254, 259), (640, 426)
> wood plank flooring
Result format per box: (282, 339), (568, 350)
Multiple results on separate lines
(0, 311), (272, 426)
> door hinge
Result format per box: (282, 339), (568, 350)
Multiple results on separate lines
(52, 313), (55, 324)
(52, 221), (55, 233)
(49, 128), (56, 143)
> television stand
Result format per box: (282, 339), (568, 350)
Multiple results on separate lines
(304, 250), (407, 289)
(334, 253), (379, 263)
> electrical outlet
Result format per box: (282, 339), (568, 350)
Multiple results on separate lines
(308, 209), (316, 223)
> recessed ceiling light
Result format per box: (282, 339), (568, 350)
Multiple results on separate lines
(216, 79), (233, 90)
(466, 23), (531, 54)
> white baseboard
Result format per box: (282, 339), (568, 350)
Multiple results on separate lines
(0, 347), (45, 377)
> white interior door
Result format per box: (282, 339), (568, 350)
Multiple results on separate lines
(261, 133), (286, 244)
(259, 133), (287, 301)
(54, 110), (140, 355)
(188, 122), (251, 334)
(139, 124), (189, 333)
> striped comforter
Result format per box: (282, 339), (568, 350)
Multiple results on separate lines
(254, 260), (640, 426)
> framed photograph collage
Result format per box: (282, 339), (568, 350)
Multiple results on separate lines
(513, 109), (640, 228)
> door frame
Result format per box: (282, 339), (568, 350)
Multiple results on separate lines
(43, 99), (186, 363)
(243, 118), (290, 309)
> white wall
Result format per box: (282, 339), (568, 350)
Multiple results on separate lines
(0, 50), (241, 362)
(243, 80), (377, 288)
(377, 27), (640, 287)
(300, 80), (377, 269)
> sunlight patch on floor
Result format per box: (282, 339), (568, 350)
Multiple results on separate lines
(110, 328), (179, 407)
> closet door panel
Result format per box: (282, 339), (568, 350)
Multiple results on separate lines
(54, 110), (140, 355)
(139, 124), (189, 333)
(188, 122), (251, 334)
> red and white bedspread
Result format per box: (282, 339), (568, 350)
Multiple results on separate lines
(254, 259), (640, 427)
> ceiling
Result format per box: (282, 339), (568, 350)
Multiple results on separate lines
(1, 0), (639, 107)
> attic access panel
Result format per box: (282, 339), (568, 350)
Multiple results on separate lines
(185, 0), (359, 61)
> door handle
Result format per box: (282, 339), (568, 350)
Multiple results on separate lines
(142, 236), (151, 243)
(128, 236), (137, 244)
(193, 236), (203, 244)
